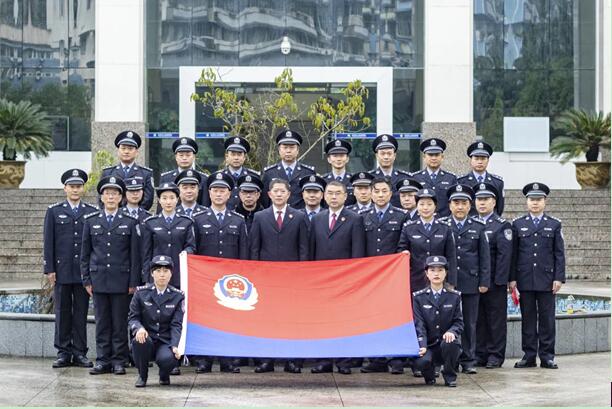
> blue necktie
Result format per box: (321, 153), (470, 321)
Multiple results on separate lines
(430, 173), (437, 181)
(336, 176), (342, 182)
(106, 215), (113, 227)
(217, 212), (224, 224)
(434, 292), (440, 301)
(131, 209), (138, 218)
(377, 211), (384, 222)
(185, 208), (192, 217)
(424, 223), (431, 231)
(73, 207), (79, 215)
(165, 217), (172, 225)
(309, 211), (316, 221)
(457, 222), (464, 230)
(533, 217), (540, 227)
(233, 172), (240, 179)
(285, 167), (293, 179)
(477, 175), (483, 183)
(123, 166), (130, 176)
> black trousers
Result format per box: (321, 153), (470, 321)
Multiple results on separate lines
(54, 283), (90, 359)
(459, 293), (479, 367)
(519, 290), (556, 362)
(255, 358), (304, 369)
(132, 338), (177, 381)
(413, 340), (462, 383)
(476, 285), (507, 365)
(93, 292), (130, 366)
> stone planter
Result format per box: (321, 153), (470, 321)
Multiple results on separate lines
(574, 162), (610, 189)
(0, 160), (26, 188)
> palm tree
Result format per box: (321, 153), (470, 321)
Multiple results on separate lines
(550, 109), (611, 162)
(0, 98), (53, 161)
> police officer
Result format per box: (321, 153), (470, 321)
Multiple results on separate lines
(142, 183), (195, 288)
(411, 138), (457, 217)
(43, 169), (97, 368)
(397, 178), (423, 221)
(300, 174), (326, 225)
(189, 172), (248, 374)
(322, 139), (354, 205)
(129, 255), (184, 387)
(221, 136), (260, 210)
(412, 256), (464, 387)
(439, 184), (490, 374)
(159, 137), (210, 207)
(510, 183), (565, 369)
(249, 178), (310, 373)
(397, 188), (457, 293)
(102, 131), (154, 210)
(369, 134), (410, 207)
(174, 170), (209, 217)
(309, 181), (365, 375)
(473, 183), (512, 368)
(261, 130), (316, 209)
(346, 172), (374, 212)
(457, 141), (505, 216)
(120, 177), (152, 223)
(234, 174), (264, 232)
(359, 176), (407, 374)
(81, 176), (142, 375)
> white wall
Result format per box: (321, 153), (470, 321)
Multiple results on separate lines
(19, 152), (92, 189)
(424, 0), (473, 122)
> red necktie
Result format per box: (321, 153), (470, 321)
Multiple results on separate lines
(329, 213), (337, 231)
(276, 211), (283, 229)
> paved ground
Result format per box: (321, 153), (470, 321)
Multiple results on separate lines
(0, 353), (608, 407)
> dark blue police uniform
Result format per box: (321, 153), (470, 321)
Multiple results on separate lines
(457, 172), (505, 216)
(159, 168), (210, 207)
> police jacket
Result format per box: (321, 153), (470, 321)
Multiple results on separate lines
(176, 203), (209, 219)
(457, 172), (505, 216)
(363, 206), (407, 256)
(413, 287), (464, 348)
(43, 200), (98, 284)
(193, 209), (249, 259)
(370, 167), (411, 207)
(159, 168), (210, 207)
(410, 169), (458, 217)
(128, 283), (184, 347)
(120, 206), (151, 224)
(261, 161), (316, 209)
(475, 213), (513, 287)
(102, 164), (154, 210)
(222, 167), (260, 210)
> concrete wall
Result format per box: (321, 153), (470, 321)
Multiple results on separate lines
(19, 152), (92, 189)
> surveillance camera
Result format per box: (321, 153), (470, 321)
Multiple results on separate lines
(280, 36), (291, 55)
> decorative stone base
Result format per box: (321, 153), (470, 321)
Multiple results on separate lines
(91, 122), (147, 165)
(0, 160), (26, 188)
(574, 162), (611, 189)
(421, 122), (476, 175)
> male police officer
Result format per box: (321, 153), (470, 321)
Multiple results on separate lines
(102, 131), (154, 210)
(439, 184), (490, 374)
(369, 134), (410, 207)
(261, 130), (315, 208)
(81, 176), (141, 375)
(457, 141), (505, 216)
(397, 178), (423, 221)
(159, 137), (210, 207)
(129, 255), (184, 387)
(510, 183), (565, 370)
(473, 183), (512, 368)
(412, 256), (464, 387)
(346, 172), (374, 212)
(221, 136), (260, 210)
(121, 178), (152, 223)
(360, 176), (407, 374)
(309, 181), (365, 375)
(322, 139), (354, 205)
(300, 174), (326, 225)
(234, 174), (264, 232)
(44, 169), (97, 368)
(249, 178), (310, 373)
(174, 170), (209, 217)
(411, 138), (457, 217)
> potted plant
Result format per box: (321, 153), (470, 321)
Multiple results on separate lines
(550, 109), (611, 189)
(0, 98), (53, 188)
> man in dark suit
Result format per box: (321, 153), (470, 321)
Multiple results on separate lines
(249, 178), (309, 373)
(44, 169), (97, 369)
(309, 181), (365, 375)
(261, 130), (315, 208)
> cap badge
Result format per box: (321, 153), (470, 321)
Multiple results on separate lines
(72, 169), (79, 176)
(216, 173), (223, 180)
(423, 189), (429, 194)
(477, 142), (484, 149)
(181, 138), (187, 144)
(433, 256), (439, 262)
(234, 137), (240, 143)
(431, 139), (437, 146)
(533, 183), (539, 190)
(109, 177), (116, 183)
(187, 170), (193, 176)
(382, 135), (388, 141)
(159, 256), (166, 261)
(245, 175), (251, 182)
(457, 185), (463, 192)
(335, 140), (341, 146)
(286, 131), (292, 138)
(127, 131), (133, 137)
(480, 183), (486, 190)
(131, 180), (137, 185)
(359, 172), (365, 178)
(403, 180), (409, 185)
(309, 175), (316, 182)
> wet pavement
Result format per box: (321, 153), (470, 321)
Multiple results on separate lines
(0, 353), (608, 407)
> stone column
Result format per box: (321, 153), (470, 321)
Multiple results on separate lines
(91, 122), (148, 165)
(421, 122), (476, 175)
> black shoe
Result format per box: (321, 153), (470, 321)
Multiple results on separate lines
(349, 358), (363, 368)
(254, 362), (274, 373)
(425, 378), (436, 385)
(89, 364), (112, 375)
(360, 362), (388, 373)
(220, 364), (240, 373)
(232, 358), (249, 367)
(412, 370), (423, 378)
(195, 363), (211, 374)
(284, 362), (301, 374)
(461, 366), (477, 374)
(159, 377), (170, 386)
(311, 363), (333, 374)
(72, 355), (93, 368)
(134, 376), (147, 387)
(170, 366), (181, 375)
(337, 367), (352, 375)
(474, 360), (487, 367)
(52, 357), (72, 368)
(113, 365), (126, 375)
(485, 361), (502, 369)
(514, 359), (537, 368)
(540, 360), (558, 369)
(445, 380), (457, 387)
(390, 365), (404, 375)
(434, 367), (440, 378)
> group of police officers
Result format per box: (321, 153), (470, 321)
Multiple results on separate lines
(43, 128), (565, 388)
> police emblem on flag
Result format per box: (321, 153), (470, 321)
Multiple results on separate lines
(214, 274), (259, 311)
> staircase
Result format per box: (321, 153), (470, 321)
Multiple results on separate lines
(0, 189), (609, 282)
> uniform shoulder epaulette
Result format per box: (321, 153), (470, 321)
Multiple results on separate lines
(413, 288), (428, 296)
(48, 202), (63, 209)
(84, 211), (100, 219)
(135, 284), (152, 292)
(437, 216), (450, 223)
(192, 210), (207, 218)
(447, 288), (461, 296)
(143, 215), (158, 223)
(139, 165), (153, 172)
(230, 211), (245, 219)
(123, 213), (138, 221)
(168, 285), (184, 294)
(441, 169), (456, 177)
(83, 202), (98, 210)
(160, 169), (174, 176)
(471, 218), (485, 225)
(178, 214), (193, 220)
(511, 215), (524, 223)
(397, 169), (411, 175)
(102, 165), (115, 171)
(263, 164), (277, 172)
(496, 216), (507, 223)
(247, 167), (261, 175)
(547, 214), (562, 223)
(457, 173), (470, 180)
(301, 163), (315, 170)
(404, 219), (418, 226)
(489, 173), (503, 180)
